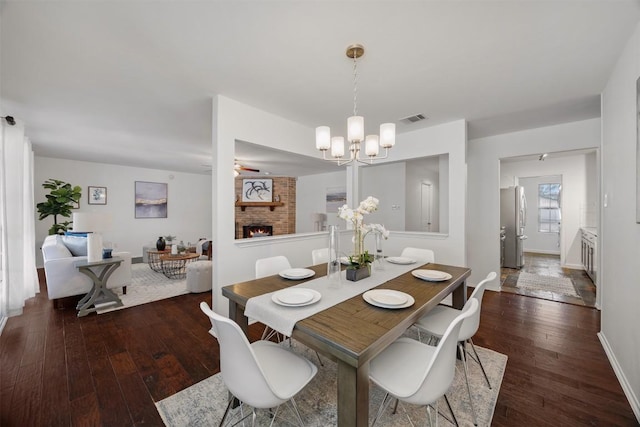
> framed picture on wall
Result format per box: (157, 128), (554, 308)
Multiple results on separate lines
(88, 186), (107, 205)
(242, 178), (272, 202)
(135, 181), (168, 218)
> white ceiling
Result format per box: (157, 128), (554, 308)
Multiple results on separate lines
(1, 1), (638, 176)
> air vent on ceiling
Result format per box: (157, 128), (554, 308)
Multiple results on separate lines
(400, 113), (427, 124)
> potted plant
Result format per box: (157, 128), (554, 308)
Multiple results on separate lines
(36, 179), (82, 235)
(338, 196), (389, 281)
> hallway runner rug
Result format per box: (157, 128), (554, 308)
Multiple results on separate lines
(96, 263), (188, 314)
(156, 330), (507, 426)
(516, 271), (579, 297)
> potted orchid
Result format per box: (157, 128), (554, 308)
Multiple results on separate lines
(338, 196), (389, 281)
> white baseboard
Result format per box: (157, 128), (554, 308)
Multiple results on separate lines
(562, 263), (583, 270)
(0, 316), (6, 336)
(524, 249), (561, 255)
(598, 332), (640, 422)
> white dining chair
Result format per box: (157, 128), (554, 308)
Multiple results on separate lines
(255, 255), (291, 279)
(311, 248), (329, 265)
(199, 302), (317, 426)
(401, 247), (435, 263)
(369, 299), (479, 427)
(413, 271), (497, 425)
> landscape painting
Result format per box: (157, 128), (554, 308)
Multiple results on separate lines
(135, 181), (168, 218)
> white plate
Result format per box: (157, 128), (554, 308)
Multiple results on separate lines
(411, 269), (452, 282)
(363, 290), (415, 309)
(366, 289), (408, 306)
(272, 288), (321, 307)
(278, 268), (316, 280)
(386, 256), (416, 265)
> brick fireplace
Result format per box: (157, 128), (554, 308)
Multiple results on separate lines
(235, 176), (296, 239)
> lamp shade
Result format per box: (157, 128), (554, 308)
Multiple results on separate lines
(72, 212), (111, 232)
(331, 136), (345, 158)
(316, 126), (331, 150)
(380, 123), (396, 148)
(365, 135), (379, 156)
(347, 116), (364, 142)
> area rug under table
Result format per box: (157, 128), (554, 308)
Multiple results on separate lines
(156, 331), (507, 426)
(516, 271), (579, 297)
(96, 263), (188, 314)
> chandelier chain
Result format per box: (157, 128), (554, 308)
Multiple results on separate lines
(352, 52), (358, 116)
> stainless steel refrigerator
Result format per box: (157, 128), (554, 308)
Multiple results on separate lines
(500, 186), (527, 268)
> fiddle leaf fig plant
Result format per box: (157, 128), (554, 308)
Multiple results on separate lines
(36, 179), (82, 235)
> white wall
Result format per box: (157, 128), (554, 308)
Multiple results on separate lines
(296, 170), (346, 233)
(600, 20), (640, 420)
(212, 95), (468, 315)
(361, 162), (407, 231)
(513, 175), (562, 255)
(467, 118), (600, 290)
(34, 157), (212, 266)
(405, 156), (441, 232)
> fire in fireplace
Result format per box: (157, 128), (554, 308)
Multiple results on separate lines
(243, 225), (273, 238)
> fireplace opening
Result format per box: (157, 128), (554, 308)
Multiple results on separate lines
(243, 225), (273, 238)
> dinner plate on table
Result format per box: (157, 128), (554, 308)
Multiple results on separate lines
(278, 268), (316, 280)
(386, 256), (416, 265)
(411, 269), (452, 282)
(272, 288), (321, 307)
(363, 289), (415, 309)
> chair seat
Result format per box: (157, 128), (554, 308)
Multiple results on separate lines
(251, 341), (318, 402)
(415, 305), (465, 339)
(370, 337), (438, 404)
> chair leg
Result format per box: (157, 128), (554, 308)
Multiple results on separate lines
(268, 406), (280, 427)
(459, 343), (478, 426)
(468, 338), (492, 389)
(443, 395), (459, 426)
(426, 400), (439, 427)
(371, 392), (393, 427)
(315, 351), (324, 367)
(219, 397), (234, 427)
(289, 397), (305, 426)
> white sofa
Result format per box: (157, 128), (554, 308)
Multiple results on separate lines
(41, 235), (132, 304)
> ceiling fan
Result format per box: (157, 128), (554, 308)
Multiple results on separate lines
(234, 161), (259, 176)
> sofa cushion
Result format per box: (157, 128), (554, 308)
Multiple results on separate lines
(42, 238), (73, 260)
(61, 235), (88, 256)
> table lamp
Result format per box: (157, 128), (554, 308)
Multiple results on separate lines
(72, 212), (112, 262)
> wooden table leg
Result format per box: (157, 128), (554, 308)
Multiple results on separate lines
(452, 279), (467, 310)
(337, 360), (369, 427)
(228, 300), (249, 336)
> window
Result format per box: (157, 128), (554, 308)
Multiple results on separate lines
(538, 183), (561, 233)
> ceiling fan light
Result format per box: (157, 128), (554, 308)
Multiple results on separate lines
(316, 126), (331, 151)
(347, 116), (364, 142)
(365, 135), (379, 156)
(380, 123), (396, 148)
(331, 136), (345, 158)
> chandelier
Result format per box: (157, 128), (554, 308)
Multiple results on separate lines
(315, 44), (395, 166)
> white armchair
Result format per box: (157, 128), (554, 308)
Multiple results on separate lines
(41, 235), (132, 307)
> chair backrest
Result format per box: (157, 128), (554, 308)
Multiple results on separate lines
(199, 302), (281, 408)
(459, 271), (496, 341)
(255, 255), (291, 279)
(311, 248), (329, 265)
(406, 299), (479, 406)
(400, 247), (435, 263)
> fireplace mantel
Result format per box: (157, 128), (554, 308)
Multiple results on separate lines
(235, 201), (284, 211)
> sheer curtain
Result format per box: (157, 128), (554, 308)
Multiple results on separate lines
(0, 118), (38, 326)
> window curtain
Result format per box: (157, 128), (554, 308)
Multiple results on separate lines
(0, 118), (38, 323)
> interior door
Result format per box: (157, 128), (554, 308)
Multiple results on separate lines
(421, 182), (432, 232)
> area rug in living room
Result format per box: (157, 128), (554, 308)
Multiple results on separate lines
(156, 332), (508, 426)
(97, 263), (189, 314)
(516, 271), (579, 297)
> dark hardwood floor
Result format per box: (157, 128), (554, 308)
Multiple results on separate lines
(0, 271), (636, 426)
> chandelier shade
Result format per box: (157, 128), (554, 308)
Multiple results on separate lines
(315, 44), (396, 166)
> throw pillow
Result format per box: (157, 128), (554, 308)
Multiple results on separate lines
(61, 235), (88, 256)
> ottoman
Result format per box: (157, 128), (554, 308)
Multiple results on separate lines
(186, 260), (212, 293)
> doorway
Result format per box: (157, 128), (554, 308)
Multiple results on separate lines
(420, 182), (432, 232)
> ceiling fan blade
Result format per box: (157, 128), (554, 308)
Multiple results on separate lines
(239, 166), (260, 172)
